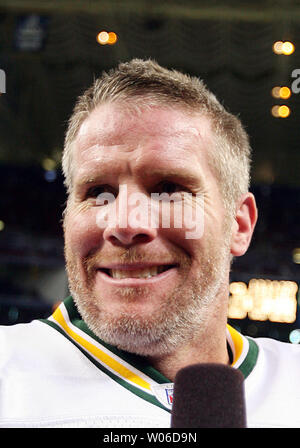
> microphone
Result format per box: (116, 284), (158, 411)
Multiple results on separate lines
(171, 363), (247, 428)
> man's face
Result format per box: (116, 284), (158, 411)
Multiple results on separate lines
(64, 103), (233, 356)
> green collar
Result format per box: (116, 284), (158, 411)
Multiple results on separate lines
(41, 296), (258, 412)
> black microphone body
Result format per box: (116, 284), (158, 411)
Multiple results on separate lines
(171, 363), (247, 428)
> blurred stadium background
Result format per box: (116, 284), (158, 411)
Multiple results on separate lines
(0, 0), (299, 343)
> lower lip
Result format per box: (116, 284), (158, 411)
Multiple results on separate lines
(95, 266), (178, 287)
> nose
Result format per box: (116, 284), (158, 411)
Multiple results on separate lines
(102, 184), (158, 247)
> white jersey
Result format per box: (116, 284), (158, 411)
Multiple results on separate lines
(0, 297), (299, 428)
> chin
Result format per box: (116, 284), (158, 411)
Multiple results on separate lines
(72, 288), (208, 357)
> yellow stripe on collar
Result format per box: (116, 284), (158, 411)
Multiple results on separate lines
(226, 324), (244, 366)
(52, 305), (152, 392)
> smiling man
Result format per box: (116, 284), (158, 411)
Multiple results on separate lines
(1, 59), (300, 428)
(63, 99), (252, 373)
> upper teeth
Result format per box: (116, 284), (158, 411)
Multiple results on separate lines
(109, 266), (166, 279)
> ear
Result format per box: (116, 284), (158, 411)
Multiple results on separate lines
(230, 193), (258, 257)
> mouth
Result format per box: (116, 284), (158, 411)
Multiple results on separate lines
(97, 264), (178, 279)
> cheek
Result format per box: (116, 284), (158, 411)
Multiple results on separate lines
(161, 201), (206, 250)
(64, 208), (103, 257)
(160, 225), (204, 262)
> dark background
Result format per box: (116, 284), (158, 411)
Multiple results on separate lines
(0, 0), (299, 342)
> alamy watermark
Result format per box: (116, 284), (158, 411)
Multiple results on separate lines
(95, 184), (204, 239)
(291, 69), (300, 93)
(0, 69), (6, 94)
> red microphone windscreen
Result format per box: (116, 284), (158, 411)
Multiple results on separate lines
(171, 363), (247, 428)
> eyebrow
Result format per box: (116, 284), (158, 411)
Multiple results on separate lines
(74, 174), (106, 190)
(142, 168), (204, 187)
(74, 166), (204, 192)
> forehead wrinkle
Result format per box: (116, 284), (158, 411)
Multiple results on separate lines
(77, 129), (133, 150)
(132, 131), (210, 178)
(75, 103), (212, 165)
(74, 138), (131, 173)
(74, 132), (211, 189)
(72, 106), (214, 191)
(77, 108), (207, 148)
(74, 157), (122, 187)
(142, 167), (201, 183)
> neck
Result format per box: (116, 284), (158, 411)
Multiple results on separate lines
(148, 305), (229, 382)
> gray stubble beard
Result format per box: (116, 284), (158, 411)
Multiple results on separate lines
(67, 242), (230, 357)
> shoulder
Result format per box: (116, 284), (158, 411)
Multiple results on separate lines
(0, 319), (78, 371)
(0, 319), (59, 348)
(0, 320), (47, 352)
(255, 335), (300, 364)
(250, 335), (300, 387)
(254, 335), (300, 390)
(245, 335), (300, 428)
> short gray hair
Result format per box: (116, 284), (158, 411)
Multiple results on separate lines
(62, 58), (251, 216)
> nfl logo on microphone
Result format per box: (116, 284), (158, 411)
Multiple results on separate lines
(165, 387), (174, 406)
